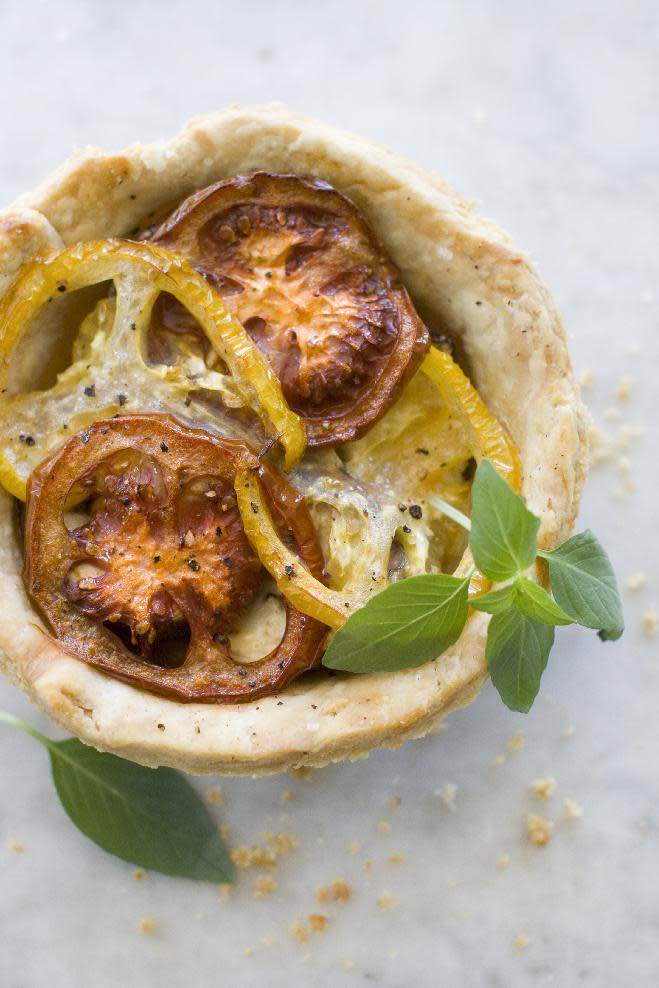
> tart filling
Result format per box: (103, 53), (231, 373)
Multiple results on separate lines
(0, 173), (519, 703)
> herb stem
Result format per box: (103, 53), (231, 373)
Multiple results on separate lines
(428, 494), (472, 532)
(0, 710), (51, 748)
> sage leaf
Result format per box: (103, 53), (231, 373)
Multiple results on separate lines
(322, 573), (470, 673)
(486, 608), (555, 712)
(513, 577), (573, 626)
(469, 460), (540, 581)
(538, 530), (624, 639)
(0, 714), (234, 883)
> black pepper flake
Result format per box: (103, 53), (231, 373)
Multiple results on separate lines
(416, 448), (429, 456)
(117, 393), (127, 406)
(153, 555), (161, 563)
(184, 396), (192, 407)
(157, 723), (165, 731)
(130, 322), (136, 331)
(409, 504), (423, 520)
(19, 433), (35, 446)
(121, 497), (130, 506)
(250, 501), (259, 514)
(80, 430), (91, 443)
(278, 661), (285, 671)
(187, 558), (200, 572)
(160, 441), (169, 453)
(212, 632), (228, 644)
(56, 282), (67, 293)
(84, 384), (96, 398)
(398, 503), (407, 512)
(248, 681), (256, 688)
(215, 526), (223, 537)
(238, 668), (247, 677)
(475, 300), (482, 306)
(265, 271), (272, 278)
(402, 525), (412, 534)
(223, 557), (233, 568)
(284, 564), (295, 577)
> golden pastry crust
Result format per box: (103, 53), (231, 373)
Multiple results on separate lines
(0, 104), (589, 774)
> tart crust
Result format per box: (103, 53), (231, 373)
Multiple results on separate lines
(0, 104), (589, 774)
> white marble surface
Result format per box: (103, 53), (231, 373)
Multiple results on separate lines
(1, 2), (658, 985)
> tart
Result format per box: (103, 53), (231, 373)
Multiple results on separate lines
(0, 104), (589, 774)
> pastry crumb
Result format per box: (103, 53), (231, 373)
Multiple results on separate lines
(261, 934), (276, 946)
(615, 374), (633, 400)
(496, 854), (510, 870)
(308, 913), (329, 933)
(6, 838), (24, 853)
(138, 917), (156, 935)
(363, 860), (373, 873)
(290, 766), (314, 782)
(513, 934), (529, 950)
(526, 814), (553, 847)
(232, 832), (298, 870)
(243, 946), (254, 957)
(436, 782), (458, 810)
(388, 795), (402, 809)
(348, 840), (362, 855)
(218, 883), (233, 901)
(506, 731), (525, 753)
(625, 572), (646, 591)
(253, 875), (277, 899)
(387, 853), (406, 865)
(316, 880), (353, 903)
(563, 798), (583, 821)
(376, 820), (391, 834)
(578, 368), (594, 389)
(377, 893), (396, 910)
(492, 752), (507, 767)
(343, 959), (354, 970)
(206, 786), (224, 805)
(642, 611), (657, 637)
(562, 725), (576, 739)
(530, 777), (556, 801)
(280, 788), (294, 803)
(288, 921), (308, 943)
(133, 868), (145, 880)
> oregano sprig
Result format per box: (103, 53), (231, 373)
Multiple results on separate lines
(0, 712), (234, 883)
(323, 459), (624, 712)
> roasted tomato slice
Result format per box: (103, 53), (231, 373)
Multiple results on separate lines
(24, 415), (327, 702)
(149, 173), (430, 445)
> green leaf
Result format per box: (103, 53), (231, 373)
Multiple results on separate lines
(0, 714), (234, 883)
(538, 530), (624, 639)
(322, 573), (470, 673)
(469, 460), (540, 581)
(486, 608), (555, 713)
(469, 584), (516, 614)
(513, 577), (574, 626)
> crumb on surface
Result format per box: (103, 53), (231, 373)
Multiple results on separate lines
(496, 854), (510, 870)
(563, 798), (583, 821)
(642, 610), (657, 637)
(133, 868), (145, 880)
(579, 368), (594, 389)
(388, 796), (402, 809)
(506, 731), (525, 753)
(206, 786), (224, 805)
(377, 893), (396, 910)
(261, 934), (276, 946)
(437, 782), (458, 810)
(492, 753), (506, 767)
(343, 959), (354, 970)
(243, 947), (254, 958)
(218, 883), (233, 901)
(231, 832), (298, 870)
(363, 860), (373, 873)
(219, 823), (231, 840)
(348, 841), (362, 855)
(138, 917), (156, 935)
(526, 814), (553, 848)
(6, 838), (24, 853)
(280, 788), (294, 802)
(316, 880), (353, 904)
(254, 875), (278, 899)
(562, 725), (576, 739)
(615, 374), (633, 400)
(376, 820), (391, 833)
(290, 766), (315, 782)
(513, 935), (529, 950)
(387, 853), (406, 865)
(308, 913), (329, 933)
(288, 921), (308, 943)
(625, 572), (646, 591)
(530, 777), (556, 801)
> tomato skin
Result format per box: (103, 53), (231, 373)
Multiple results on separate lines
(150, 173), (430, 446)
(24, 415), (327, 702)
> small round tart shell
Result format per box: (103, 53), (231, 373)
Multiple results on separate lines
(0, 104), (589, 775)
